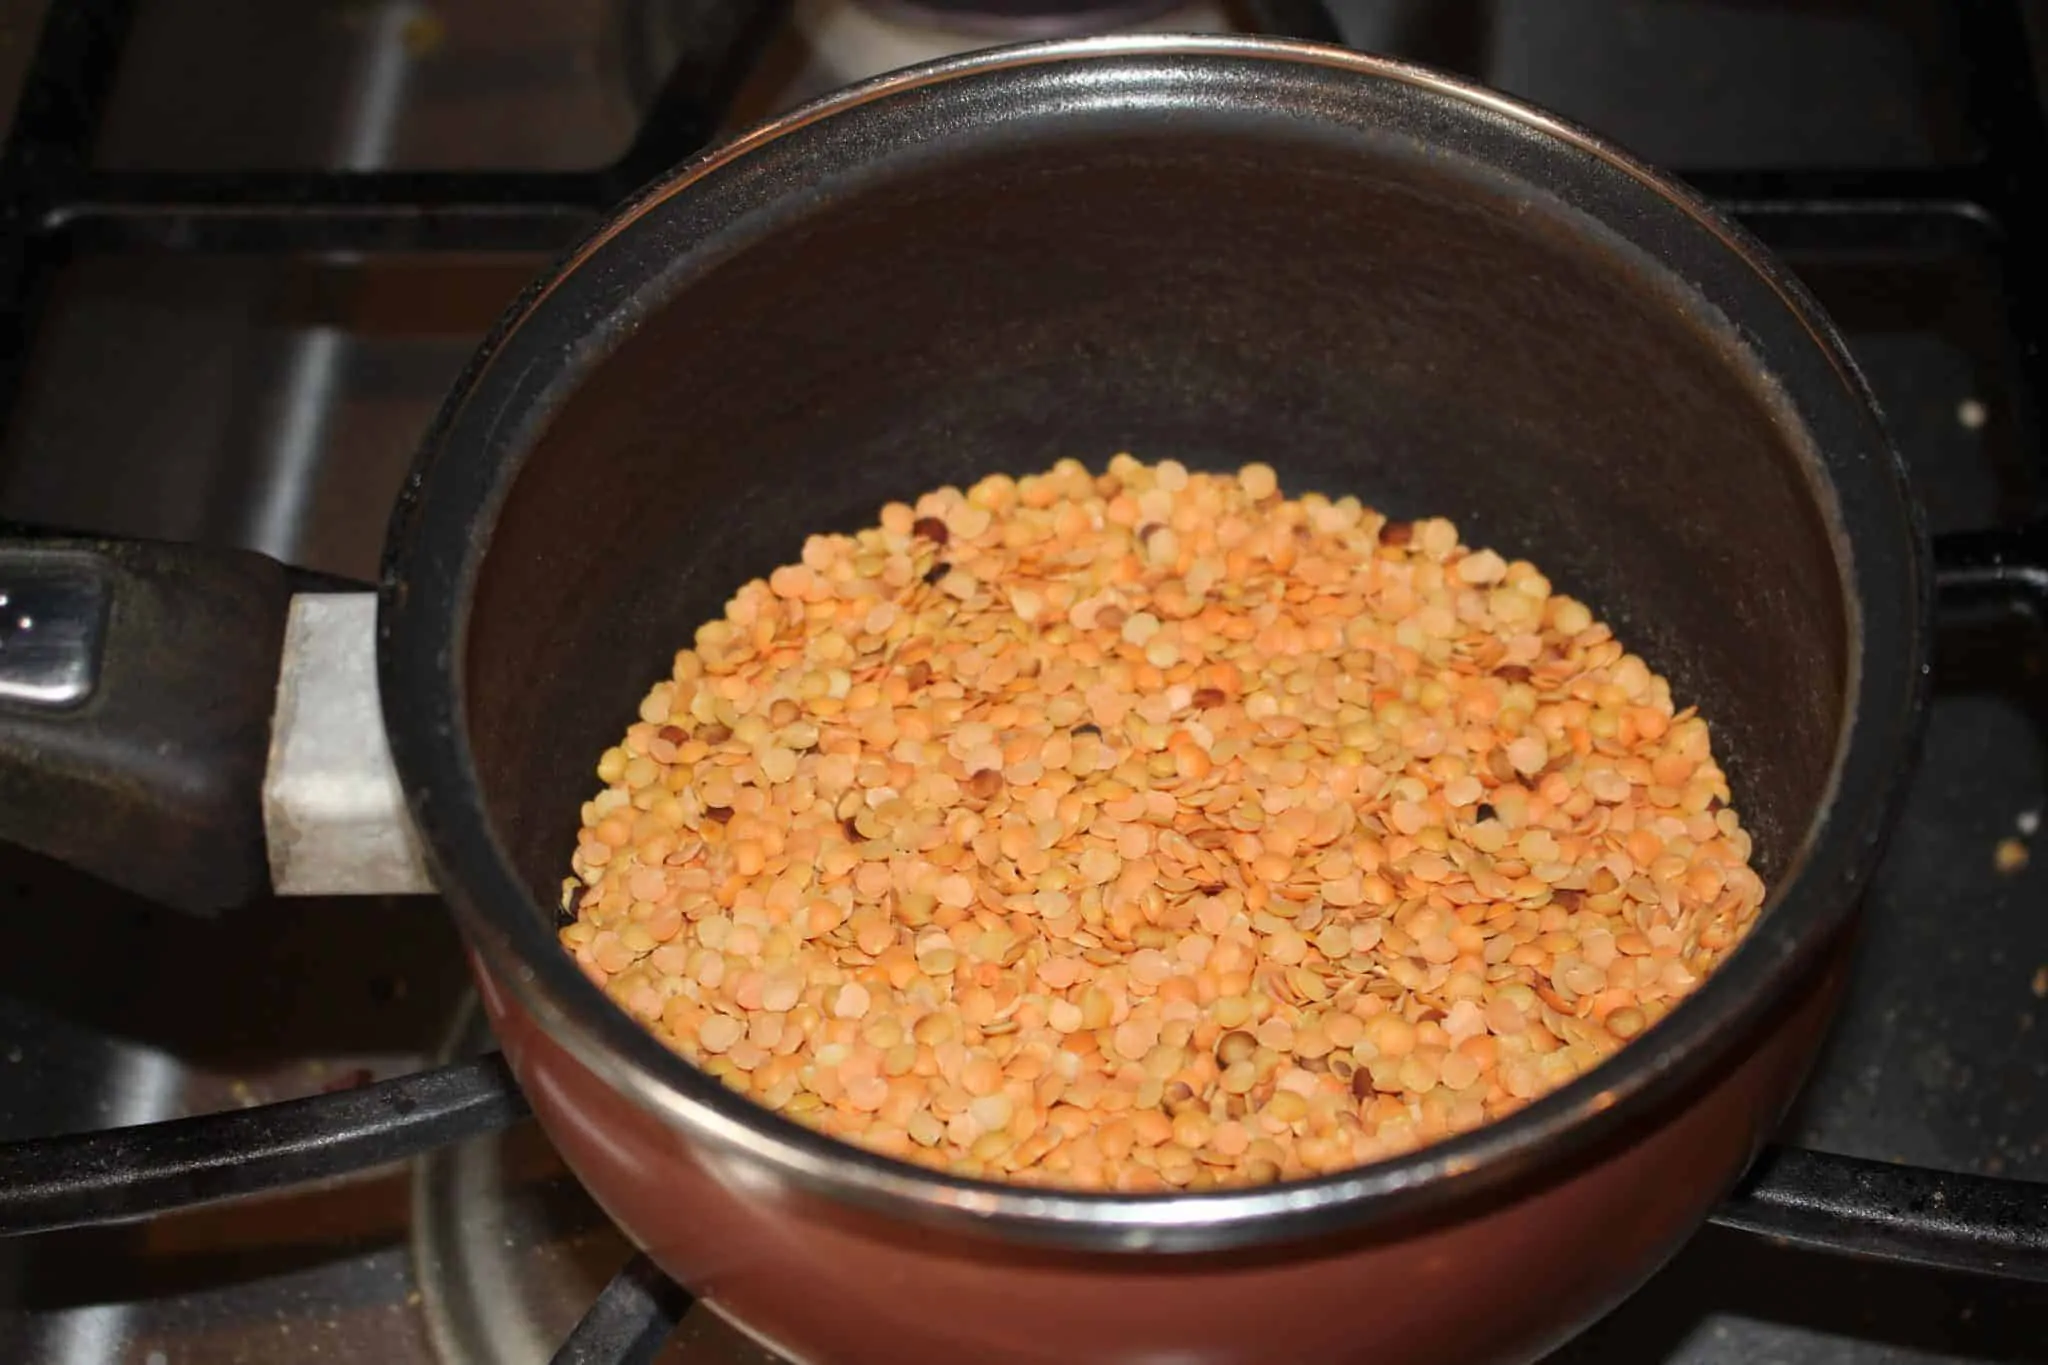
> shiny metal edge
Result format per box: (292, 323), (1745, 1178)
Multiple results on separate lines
(0, 551), (108, 710)
(266, 592), (435, 895)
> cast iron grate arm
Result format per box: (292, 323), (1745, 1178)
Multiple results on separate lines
(551, 1251), (696, 1365)
(0, 1054), (530, 1236)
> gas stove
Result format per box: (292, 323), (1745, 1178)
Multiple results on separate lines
(0, 2), (2045, 1362)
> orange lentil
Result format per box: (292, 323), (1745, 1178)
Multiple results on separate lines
(563, 457), (1766, 1189)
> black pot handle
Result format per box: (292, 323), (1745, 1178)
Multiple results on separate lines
(0, 531), (294, 910)
(0, 529), (415, 912)
(1703, 519), (2048, 1281)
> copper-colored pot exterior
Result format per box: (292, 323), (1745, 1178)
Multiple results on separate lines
(379, 39), (1920, 1365)
(476, 948), (1846, 1365)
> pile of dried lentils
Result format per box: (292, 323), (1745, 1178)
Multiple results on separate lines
(562, 456), (1766, 1191)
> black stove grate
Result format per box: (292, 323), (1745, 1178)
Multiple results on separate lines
(2, 2), (2046, 1362)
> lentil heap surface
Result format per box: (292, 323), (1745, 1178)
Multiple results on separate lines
(561, 456), (1767, 1191)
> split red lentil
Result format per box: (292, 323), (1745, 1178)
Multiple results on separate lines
(559, 456), (1767, 1192)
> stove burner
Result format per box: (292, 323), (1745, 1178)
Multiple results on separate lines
(414, 999), (786, 1364)
(413, 1001), (627, 1365)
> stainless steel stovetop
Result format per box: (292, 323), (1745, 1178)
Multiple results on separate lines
(1, 2), (2044, 1362)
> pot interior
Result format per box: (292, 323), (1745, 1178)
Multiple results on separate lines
(459, 66), (1852, 936)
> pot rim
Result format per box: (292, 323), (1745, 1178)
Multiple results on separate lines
(381, 32), (1928, 1253)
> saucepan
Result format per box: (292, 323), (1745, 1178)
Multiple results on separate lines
(0, 33), (1952, 1365)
